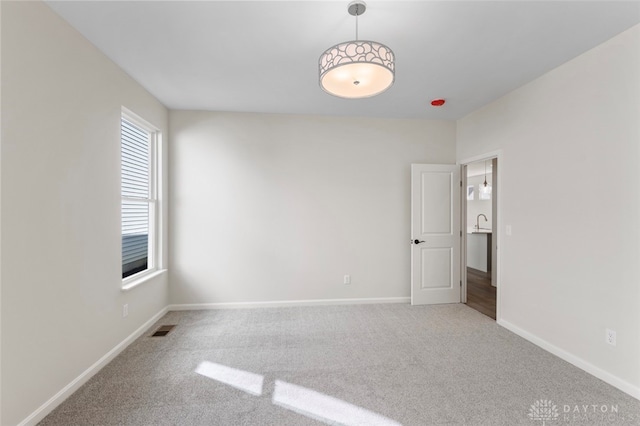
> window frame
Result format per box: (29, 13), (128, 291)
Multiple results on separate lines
(120, 107), (162, 289)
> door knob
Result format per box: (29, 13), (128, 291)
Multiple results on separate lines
(413, 239), (425, 244)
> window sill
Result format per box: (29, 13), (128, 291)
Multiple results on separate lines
(122, 269), (167, 292)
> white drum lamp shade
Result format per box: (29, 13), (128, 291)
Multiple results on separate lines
(318, 2), (395, 99)
(319, 40), (395, 98)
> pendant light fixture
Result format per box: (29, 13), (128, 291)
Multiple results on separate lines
(480, 160), (492, 199)
(483, 161), (488, 188)
(318, 1), (395, 99)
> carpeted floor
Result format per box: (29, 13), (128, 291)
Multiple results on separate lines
(39, 304), (640, 425)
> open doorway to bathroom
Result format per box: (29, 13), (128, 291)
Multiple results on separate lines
(463, 158), (497, 320)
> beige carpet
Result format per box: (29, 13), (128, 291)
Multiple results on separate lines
(39, 303), (640, 425)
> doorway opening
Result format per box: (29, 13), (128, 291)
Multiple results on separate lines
(462, 157), (497, 320)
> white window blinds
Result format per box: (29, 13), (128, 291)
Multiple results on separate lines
(121, 117), (153, 279)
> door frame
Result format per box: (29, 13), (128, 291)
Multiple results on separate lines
(459, 150), (502, 321)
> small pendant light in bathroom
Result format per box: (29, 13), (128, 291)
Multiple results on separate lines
(483, 161), (488, 188)
(480, 160), (492, 199)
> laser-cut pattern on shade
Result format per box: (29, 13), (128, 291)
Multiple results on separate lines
(319, 41), (395, 75)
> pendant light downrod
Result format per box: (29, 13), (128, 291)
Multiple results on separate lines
(348, 1), (365, 40)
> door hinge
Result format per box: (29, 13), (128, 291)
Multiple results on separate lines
(460, 181), (463, 187)
(460, 230), (462, 237)
(460, 280), (462, 287)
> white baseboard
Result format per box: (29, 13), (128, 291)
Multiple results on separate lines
(498, 319), (640, 401)
(168, 296), (410, 311)
(19, 306), (169, 426)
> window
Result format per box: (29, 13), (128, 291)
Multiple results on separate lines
(121, 110), (160, 283)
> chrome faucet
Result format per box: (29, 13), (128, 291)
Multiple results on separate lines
(476, 214), (488, 230)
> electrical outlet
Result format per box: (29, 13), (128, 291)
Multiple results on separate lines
(606, 328), (616, 346)
(343, 275), (351, 285)
(123, 304), (129, 318)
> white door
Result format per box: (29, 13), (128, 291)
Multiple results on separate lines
(411, 164), (461, 305)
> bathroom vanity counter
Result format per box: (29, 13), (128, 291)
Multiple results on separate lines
(467, 231), (492, 272)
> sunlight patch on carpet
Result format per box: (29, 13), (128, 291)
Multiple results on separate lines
(272, 379), (402, 426)
(195, 361), (264, 396)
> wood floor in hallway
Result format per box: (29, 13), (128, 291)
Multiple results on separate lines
(466, 267), (496, 320)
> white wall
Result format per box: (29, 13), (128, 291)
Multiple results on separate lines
(169, 111), (455, 305)
(457, 24), (640, 396)
(1, 2), (169, 425)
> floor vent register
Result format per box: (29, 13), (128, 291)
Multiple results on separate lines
(151, 325), (176, 337)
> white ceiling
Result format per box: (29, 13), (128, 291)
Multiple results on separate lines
(46, 1), (640, 120)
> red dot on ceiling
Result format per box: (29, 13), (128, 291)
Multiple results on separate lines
(431, 99), (446, 107)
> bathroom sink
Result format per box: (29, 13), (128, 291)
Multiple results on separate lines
(471, 228), (492, 234)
